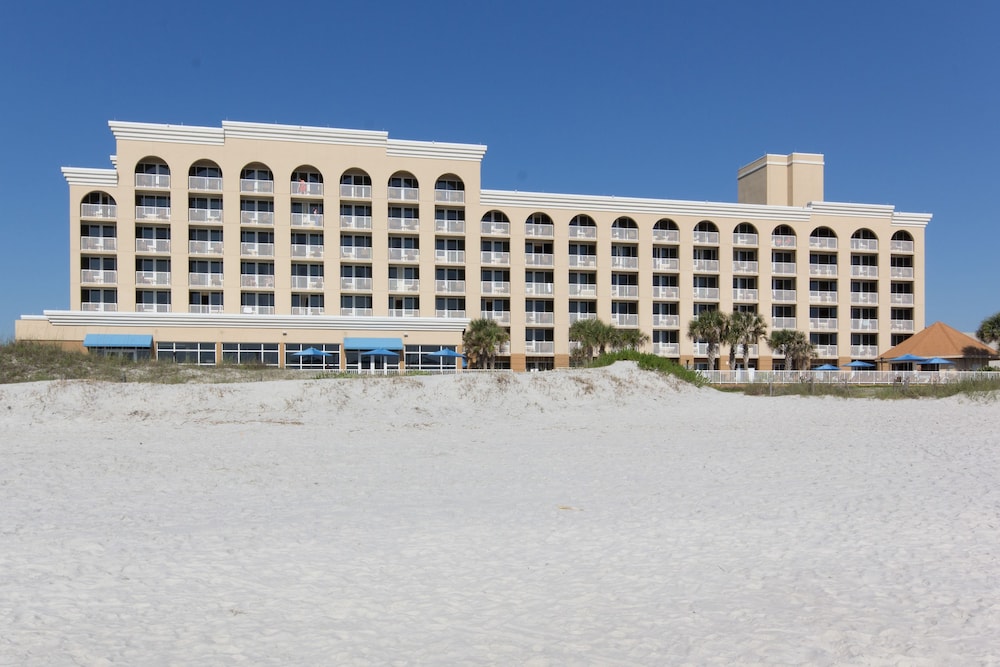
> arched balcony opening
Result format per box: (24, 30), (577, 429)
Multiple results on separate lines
(525, 212), (554, 238)
(733, 222), (759, 246)
(340, 169), (372, 199)
(850, 227), (878, 252)
(240, 163), (274, 194)
(292, 165), (324, 196)
(135, 157), (170, 189)
(612, 216), (639, 241)
(81, 191), (117, 219)
(434, 174), (465, 204)
(388, 171), (419, 202)
(481, 210), (510, 236)
(569, 214), (597, 240)
(772, 224), (796, 248)
(693, 220), (719, 245)
(653, 218), (679, 243)
(890, 229), (914, 253)
(809, 226), (838, 250)
(189, 160), (222, 191)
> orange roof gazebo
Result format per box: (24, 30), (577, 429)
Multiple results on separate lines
(881, 321), (997, 370)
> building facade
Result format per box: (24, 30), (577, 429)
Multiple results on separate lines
(15, 120), (931, 371)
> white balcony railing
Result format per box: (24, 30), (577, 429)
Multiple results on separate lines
(692, 259), (719, 272)
(771, 289), (796, 302)
(388, 248), (419, 262)
(291, 276), (324, 289)
(135, 303), (170, 313)
(569, 226), (598, 239)
(809, 237), (838, 250)
(810, 318), (838, 331)
(81, 204), (117, 218)
(652, 286), (679, 299)
(480, 281), (510, 294)
(388, 278), (419, 292)
(653, 342), (680, 356)
(890, 293), (914, 305)
(136, 206), (170, 220)
(135, 239), (170, 253)
(850, 238), (878, 251)
(481, 251), (510, 265)
(568, 284), (597, 297)
(525, 253), (554, 267)
(891, 320), (915, 332)
(652, 314), (680, 327)
(434, 189), (465, 204)
(733, 261), (759, 273)
(241, 242), (275, 257)
(435, 280), (466, 293)
(241, 305), (276, 315)
(240, 274), (275, 288)
(291, 244), (324, 258)
(809, 290), (838, 303)
(611, 285), (639, 298)
(81, 302), (118, 312)
(135, 174), (170, 189)
(890, 267), (914, 279)
(652, 229), (680, 243)
(692, 287), (720, 300)
(772, 317), (796, 330)
(240, 211), (274, 225)
(340, 307), (373, 317)
(651, 257), (678, 271)
(525, 312), (555, 325)
(188, 240), (223, 254)
(611, 256), (639, 270)
(188, 272), (223, 287)
(809, 264), (838, 276)
(188, 176), (222, 191)
(240, 179), (274, 194)
(814, 345), (838, 358)
(341, 246), (372, 260)
(693, 231), (719, 244)
(525, 341), (555, 354)
(389, 217), (420, 232)
(291, 213), (324, 228)
(733, 233), (758, 246)
(81, 237), (117, 251)
(693, 342), (711, 356)
(890, 240), (914, 253)
(525, 282), (554, 296)
(136, 271), (171, 286)
(850, 345), (878, 358)
(772, 235), (796, 248)
(188, 208), (223, 223)
(568, 312), (597, 324)
(733, 289), (758, 301)
(851, 319), (879, 331)
(80, 270), (117, 284)
(850, 292), (878, 305)
(525, 223), (554, 237)
(611, 228), (640, 241)
(389, 308), (420, 318)
(566, 255), (595, 268)
(481, 221), (510, 236)
(291, 181), (324, 196)
(435, 219), (466, 234)
(341, 215), (373, 230)
(486, 311), (511, 325)
(291, 307), (325, 316)
(341, 277), (373, 291)
(771, 262), (796, 275)
(434, 250), (465, 263)
(434, 309), (467, 319)
(387, 186), (419, 201)
(850, 265), (878, 278)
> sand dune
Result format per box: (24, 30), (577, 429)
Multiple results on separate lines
(2, 362), (999, 664)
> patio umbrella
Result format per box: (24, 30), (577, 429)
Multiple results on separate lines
(920, 357), (955, 366)
(813, 363), (839, 371)
(890, 353), (927, 363)
(360, 348), (399, 357)
(426, 348), (466, 359)
(843, 360), (875, 368)
(292, 347), (331, 358)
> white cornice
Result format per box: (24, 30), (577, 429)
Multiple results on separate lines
(479, 189), (812, 221)
(38, 311), (469, 332)
(808, 202), (897, 219)
(387, 139), (487, 162)
(109, 121), (224, 145)
(61, 167), (117, 187)
(221, 121), (388, 147)
(891, 212), (933, 228)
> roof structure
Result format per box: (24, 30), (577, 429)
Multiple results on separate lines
(881, 321), (997, 362)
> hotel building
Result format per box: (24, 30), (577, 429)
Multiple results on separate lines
(15, 120), (931, 371)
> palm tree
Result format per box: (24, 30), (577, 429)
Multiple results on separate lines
(613, 328), (650, 351)
(568, 317), (606, 360)
(767, 329), (814, 370)
(976, 312), (1000, 348)
(687, 309), (728, 370)
(462, 318), (510, 370)
(729, 311), (768, 370)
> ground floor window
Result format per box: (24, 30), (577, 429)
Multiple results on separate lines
(284, 343), (340, 370)
(157, 342), (216, 365)
(525, 357), (554, 371)
(404, 344), (465, 372)
(221, 342), (279, 366)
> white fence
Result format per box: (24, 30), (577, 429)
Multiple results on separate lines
(699, 370), (998, 386)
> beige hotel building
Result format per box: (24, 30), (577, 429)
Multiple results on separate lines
(15, 120), (930, 371)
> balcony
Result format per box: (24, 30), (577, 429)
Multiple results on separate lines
(240, 211), (274, 225)
(525, 341), (555, 354)
(525, 253), (554, 267)
(611, 228), (639, 241)
(693, 231), (719, 244)
(809, 290), (838, 303)
(136, 206), (170, 220)
(692, 287), (720, 300)
(435, 219), (465, 234)
(772, 235), (796, 248)
(340, 307), (373, 317)
(771, 262), (796, 275)
(291, 307), (325, 316)
(611, 256), (639, 270)
(388, 186), (419, 201)
(733, 288), (758, 301)
(81, 269), (117, 284)
(435, 280), (465, 294)
(341, 246), (372, 260)
(850, 265), (878, 278)
(525, 223), (554, 238)
(188, 272), (224, 287)
(136, 271), (171, 286)
(389, 248), (419, 262)
(188, 240), (223, 255)
(569, 312), (596, 324)
(481, 251), (510, 265)
(189, 304), (224, 314)
(772, 317), (796, 330)
(890, 293), (914, 305)
(291, 276), (325, 290)
(81, 237), (117, 252)
(809, 264), (838, 277)
(136, 303), (170, 313)
(891, 320), (915, 333)
(434, 309), (467, 319)
(652, 229), (680, 243)
(81, 302), (118, 312)
(241, 305), (275, 315)
(569, 255), (597, 268)
(291, 181), (323, 196)
(480, 281), (510, 295)
(188, 176), (223, 191)
(850, 238), (878, 251)
(814, 345), (838, 358)
(240, 179), (274, 194)
(434, 249), (465, 264)
(851, 319), (878, 331)
(341, 215), (372, 231)
(692, 259), (719, 272)
(568, 284), (596, 297)
(652, 286), (679, 299)
(890, 240), (914, 253)
(135, 174), (170, 189)
(341, 277), (373, 291)
(693, 342), (711, 356)
(653, 342), (680, 356)
(188, 208), (223, 223)
(733, 233), (758, 246)
(771, 289), (796, 302)
(240, 274), (275, 288)
(136, 239), (170, 253)
(81, 204), (117, 219)
(291, 213), (324, 228)
(850, 292), (878, 305)
(434, 189), (465, 204)
(241, 242), (275, 257)
(733, 261), (759, 273)
(388, 278), (419, 292)
(652, 314), (680, 327)
(291, 244), (325, 259)
(890, 267), (914, 279)
(389, 217), (420, 232)
(525, 312), (555, 325)
(850, 345), (878, 358)
(486, 311), (511, 325)
(652, 257), (678, 271)
(481, 221), (510, 236)
(809, 318), (838, 331)
(809, 237), (837, 250)
(389, 308), (420, 318)
(611, 285), (639, 298)
(525, 282), (554, 296)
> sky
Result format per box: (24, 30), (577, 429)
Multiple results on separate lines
(1, 0), (997, 338)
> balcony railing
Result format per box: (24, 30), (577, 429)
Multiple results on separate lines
(851, 319), (878, 331)
(481, 221), (510, 236)
(291, 244), (325, 259)
(240, 211), (274, 225)
(81, 237), (117, 251)
(240, 179), (274, 194)
(189, 304), (224, 314)
(389, 308), (420, 318)
(188, 208), (223, 223)
(341, 277), (373, 291)
(435, 219), (466, 234)
(292, 181), (324, 196)
(569, 255), (597, 268)
(434, 249), (465, 263)
(136, 271), (171, 286)
(611, 285), (639, 298)
(733, 261), (758, 273)
(771, 262), (796, 275)
(569, 312), (597, 324)
(435, 279), (465, 293)
(525, 282), (554, 296)
(850, 345), (878, 358)
(434, 189), (464, 204)
(389, 248), (420, 262)
(652, 229), (680, 243)
(188, 240), (223, 255)
(241, 305), (276, 315)
(481, 281), (510, 294)
(810, 318), (838, 330)
(525, 311), (555, 325)
(890, 267), (914, 279)
(693, 231), (719, 244)
(891, 320), (915, 332)
(525, 253), (554, 267)
(135, 303), (170, 313)
(81, 204), (117, 219)
(340, 307), (373, 317)
(341, 215), (372, 230)
(568, 284), (597, 297)
(772, 317), (796, 329)
(814, 345), (838, 358)
(340, 246), (372, 260)
(387, 186), (419, 201)
(850, 238), (878, 251)
(81, 269), (116, 284)
(389, 217), (420, 232)
(136, 239), (170, 253)
(772, 235), (796, 248)
(733, 233), (758, 246)
(486, 311), (511, 325)
(850, 292), (878, 305)
(809, 264), (838, 276)
(481, 251), (510, 265)
(652, 314), (680, 327)
(241, 242), (275, 257)
(890, 293), (914, 305)
(809, 237), (837, 249)
(291, 213), (324, 228)
(240, 274), (275, 288)
(81, 302), (118, 312)
(525, 223), (554, 237)
(525, 341), (555, 354)
(611, 256), (639, 270)
(135, 174), (170, 189)
(291, 276), (324, 289)
(771, 289), (796, 302)
(434, 309), (467, 319)
(652, 286), (679, 299)
(651, 257), (678, 271)
(611, 228), (639, 241)
(136, 206), (170, 220)
(653, 342), (680, 356)
(733, 288), (758, 301)
(890, 240), (914, 253)
(188, 176), (223, 191)
(850, 265), (878, 278)
(692, 259), (719, 272)
(569, 226), (598, 239)
(388, 278), (419, 292)
(809, 290), (838, 303)
(291, 306), (325, 316)
(692, 287), (720, 300)
(188, 272), (223, 287)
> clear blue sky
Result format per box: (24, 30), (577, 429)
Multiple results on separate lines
(2, 0), (997, 338)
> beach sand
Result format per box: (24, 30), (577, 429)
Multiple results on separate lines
(2, 362), (999, 665)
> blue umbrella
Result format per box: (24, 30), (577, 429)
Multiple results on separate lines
(292, 347), (331, 357)
(843, 360), (875, 368)
(360, 348), (398, 357)
(890, 353), (927, 363)
(813, 363), (840, 371)
(920, 357), (955, 366)
(426, 348), (466, 359)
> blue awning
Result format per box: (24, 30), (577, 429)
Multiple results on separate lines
(83, 334), (153, 348)
(343, 337), (404, 351)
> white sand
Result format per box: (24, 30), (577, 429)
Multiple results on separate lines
(2, 362), (999, 665)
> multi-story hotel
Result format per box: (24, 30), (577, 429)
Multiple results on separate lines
(15, 120), (931, 371)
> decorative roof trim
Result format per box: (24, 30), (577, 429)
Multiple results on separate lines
(108, 121), (225, 145)
(387, 139), (487, 162)
(221, 121), (388, 147)
(891, 212), (933, 228)
(61, 167), (118, 187)
(807, 201), (897, 219)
